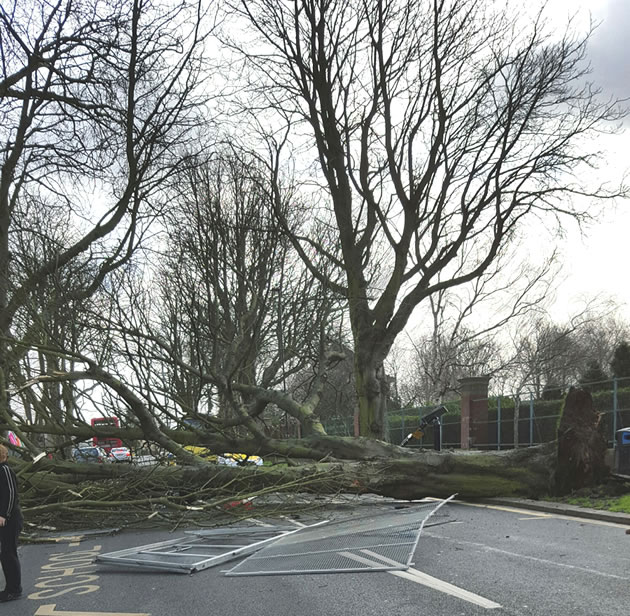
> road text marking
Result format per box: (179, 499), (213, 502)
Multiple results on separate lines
(35, 606), (150, 616)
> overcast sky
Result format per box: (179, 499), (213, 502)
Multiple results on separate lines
(579, 0), (630, 100)
(541, 0), (630, 320)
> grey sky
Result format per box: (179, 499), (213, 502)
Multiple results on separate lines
(587, 0), (630, 100)
(546, 0), (630, 319)
(504, 1), (630, 320)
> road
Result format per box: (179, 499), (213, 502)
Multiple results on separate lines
(9, 500), (630, 616)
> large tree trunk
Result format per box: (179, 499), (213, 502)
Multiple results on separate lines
(9, 389), (609, 516)
(555, 387), (608, 495)
(17, 442), (557, 505)
(354, 352), (388, 440)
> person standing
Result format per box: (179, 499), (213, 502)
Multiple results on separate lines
(0, 444), (22, 602)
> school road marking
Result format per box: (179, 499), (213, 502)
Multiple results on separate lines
(35, 606), (150, 616)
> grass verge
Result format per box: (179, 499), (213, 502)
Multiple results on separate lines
(557, 493), (630, 514)
(548, 477), (630, 514)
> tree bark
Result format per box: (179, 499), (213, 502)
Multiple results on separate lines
(555, 387), (608, 495)
(15, 441), (557, 503)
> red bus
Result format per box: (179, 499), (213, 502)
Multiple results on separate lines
(91, 417), (123, 453)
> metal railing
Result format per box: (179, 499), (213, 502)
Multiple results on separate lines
(324, 377), (630, 450)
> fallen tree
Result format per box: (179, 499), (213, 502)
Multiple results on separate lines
(6, 387), (611, 533)
(17, 440), (555, 500)
(14, 442), (555, 532)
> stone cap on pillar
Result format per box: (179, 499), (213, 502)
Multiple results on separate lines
(458, 375), (491, 398)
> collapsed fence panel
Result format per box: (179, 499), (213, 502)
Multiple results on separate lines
(95, 525), (314, 574)
(224, 496), (454, 577)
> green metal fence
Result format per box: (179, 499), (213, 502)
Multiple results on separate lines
(324, 377), (630, 450)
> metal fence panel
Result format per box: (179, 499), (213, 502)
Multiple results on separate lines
(224, 497), (453, 576)
(95, 526), (305, 574)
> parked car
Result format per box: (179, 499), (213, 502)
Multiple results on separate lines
(133, 454), (158, 467)
(72, 446), (112, 464)
(182, 446), (262, 466)
(219, 453), (263, 466)
(183, 445), (217, 462)
(109, 446), (132, 463)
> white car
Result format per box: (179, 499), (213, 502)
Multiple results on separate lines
(133, 454), (158, 467)
(109, 446), (132, 463)
(217, 453), (263, 466)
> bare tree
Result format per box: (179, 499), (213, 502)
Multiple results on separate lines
(507, 306), (629, 398)
(575, 313), (630, 378)
(8, 202), (106, 452)
(57, 150), (345, 460)
(401, 248), (556, 404)
(514, 319), (584, 396)
(3, 1), (615, 506)
(0, 0), (212, 450)
(231, 0), (625, 437)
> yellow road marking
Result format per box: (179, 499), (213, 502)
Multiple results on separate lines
(454, 501), (629, 528)
(34, 535), (88, 544)
(458, 502), (551, 517)
(35, 605), (150, 616)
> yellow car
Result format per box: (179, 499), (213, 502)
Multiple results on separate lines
(183, 445), (217, 462)
(183, 446), (262, 466)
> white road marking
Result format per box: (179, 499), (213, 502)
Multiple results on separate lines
(392, 570), (502, 609)
(339, 550), (501, 609)
(244, 517), (274, 527)
(425, 531), (630, 581)
(280, 515), (306, 527)
(35, 606), (150, 616)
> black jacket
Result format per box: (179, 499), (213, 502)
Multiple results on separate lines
(0, 461), (20, 520)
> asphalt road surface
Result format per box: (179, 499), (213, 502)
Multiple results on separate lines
(7, 500), (630, 616)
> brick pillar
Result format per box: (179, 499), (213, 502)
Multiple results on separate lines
(459, 376), (490, 449)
